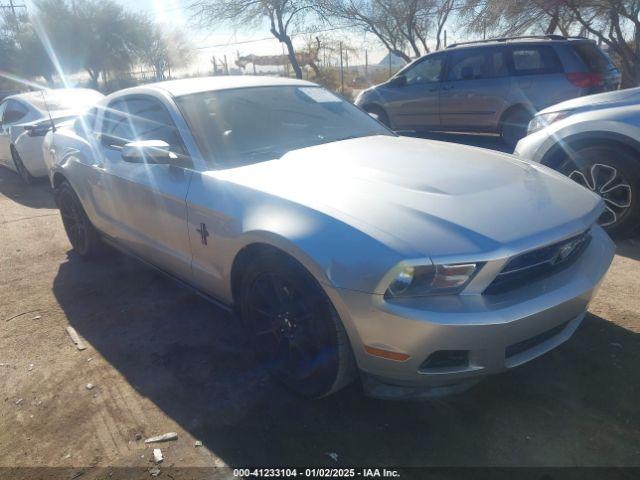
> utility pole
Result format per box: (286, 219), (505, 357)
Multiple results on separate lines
(444, 30), (447, 48)
(0, 1), (26, 22)
(365, 49), (368, 78)
(339, 42), (344, 93)
(388, 49), (392, 77)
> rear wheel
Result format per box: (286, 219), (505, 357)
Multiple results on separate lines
(239, 250), (355, 397)
(556, 144), (640, 238)
(501, 108), (532, 147)
(55, 181), (104, 258)
(11, 146), (34, 185)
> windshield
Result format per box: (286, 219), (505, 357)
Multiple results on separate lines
(30, 90), (103, 112)
(175, 85), (392, 167)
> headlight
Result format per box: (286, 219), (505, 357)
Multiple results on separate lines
(385, 262), (481, 298)
(527, 110), (573, 134)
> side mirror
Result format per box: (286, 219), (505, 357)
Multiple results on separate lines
(389, 75), (407, 87)
(121, 140), (172, 164)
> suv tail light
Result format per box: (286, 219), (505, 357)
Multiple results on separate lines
(565, 72), (604, 88)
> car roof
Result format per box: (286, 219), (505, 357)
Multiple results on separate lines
(112, 76), (319, 99)
(446, 35), (592, 50)
(5, 88), (101, 106)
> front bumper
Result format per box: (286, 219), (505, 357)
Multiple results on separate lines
(328, 226), (615, 398)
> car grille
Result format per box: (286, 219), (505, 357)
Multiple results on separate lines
(485, 230), (591, 295)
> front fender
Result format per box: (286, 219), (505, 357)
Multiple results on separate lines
(188, 172), (410, 303)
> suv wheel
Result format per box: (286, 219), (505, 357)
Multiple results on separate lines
(501, 108), (532, 148)
(55, 181), (104, 258)
(557, 145), (639, 238)
(239, 250), (356, 398)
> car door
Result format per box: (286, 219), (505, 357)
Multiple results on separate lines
(93, 95), (194, 280)
(381, 54), (445, 130)
(0, 100), (29, 164)
(439, 47), (512, 132)
(507, 45), (566, 112)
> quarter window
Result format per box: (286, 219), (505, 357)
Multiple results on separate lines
(2, 100), (28, 124)
(510, 46), (562, 75)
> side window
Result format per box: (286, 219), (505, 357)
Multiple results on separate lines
(510, 46), (562, 75)
(404, 56), (444, 85)
(101, 97), (185, 155)
(75, 107), (99, 137)
(447, 50), (489, 81)
(492, 50), (509, 77)
(101, 100), (134, 147)
(3, 100), (28, 124)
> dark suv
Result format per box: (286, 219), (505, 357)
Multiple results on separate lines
(355, 35), (621, 145)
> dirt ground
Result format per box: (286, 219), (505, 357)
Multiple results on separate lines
(1, 150), (639, 475)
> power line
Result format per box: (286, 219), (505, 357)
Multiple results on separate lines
(194, 24), (361, 50)
(0, 0), (26, 16)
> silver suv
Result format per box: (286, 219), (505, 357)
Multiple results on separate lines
(355, 35), (621, 146)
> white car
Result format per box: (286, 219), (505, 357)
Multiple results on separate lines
(516, 87), (640, 238)
(0, 88), (103, 183)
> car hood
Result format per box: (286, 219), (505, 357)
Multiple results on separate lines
(539, 87), (640, 115)
(212, 136), (602, 260)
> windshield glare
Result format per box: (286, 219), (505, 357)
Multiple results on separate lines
(176, 85), (392, 167)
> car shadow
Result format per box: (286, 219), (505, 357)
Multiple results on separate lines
(52, 250), (640, 467)
(615, 238), (640, 260)
(0, 166), (56, 209)
(400, 131), (513, 154)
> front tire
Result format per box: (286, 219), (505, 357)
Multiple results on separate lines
(501, 108), (532, 147)
(11, 146), (34, 185)
(55, 181), (104, 258)
(239, 250), (356, 397)
(556, 144), (640, 238)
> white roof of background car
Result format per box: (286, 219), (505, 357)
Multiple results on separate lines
(6, 88), (100, 106)
(122, 76), (319, 98)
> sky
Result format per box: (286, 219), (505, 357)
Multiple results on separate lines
(114, 0), (408, 74)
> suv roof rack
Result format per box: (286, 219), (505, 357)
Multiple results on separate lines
(447, 34), (567, 49)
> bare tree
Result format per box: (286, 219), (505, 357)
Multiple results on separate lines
(318, 0), (457, 61)
(189, 0), (315, 78)
(139, 24), (194, 81)
(318, 0), (416, 62)
(461, 0), (640, 86)
(434, 0), (456, 50)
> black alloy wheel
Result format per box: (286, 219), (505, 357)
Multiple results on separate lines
(55, 182), (103, 257)
(240, 252), (355, 397)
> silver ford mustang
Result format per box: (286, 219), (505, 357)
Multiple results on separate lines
(44, 76), (615, 399)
